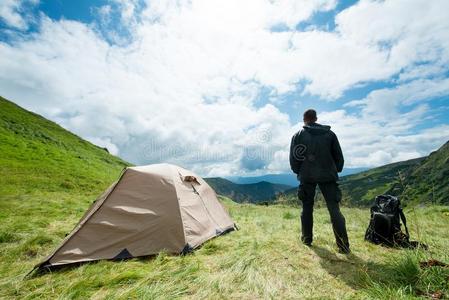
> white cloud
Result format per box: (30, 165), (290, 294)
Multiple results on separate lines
(335, 0), (449, 85)
(97, 5), (112, 21)
(289, 30), (395, 98)
(143, 0), (336, 30)
(319, 109), (449, 168)
(0, 0), (449, 175)
(346, 78), (449, 122)
(87, 137), (119, 156)
(0, 14), (299, 175)
(289, 0), (449, 99)
(0, 0), (38, 30)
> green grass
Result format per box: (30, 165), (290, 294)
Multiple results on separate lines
(1, 96), (448, 298)
(1, 194), (448, 299)
(0, 96), (128, 196)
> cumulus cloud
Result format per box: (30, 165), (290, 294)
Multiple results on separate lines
(300, 0), (449, 98)
(344, 78), (449, 130)
(0, 0), (449, 175)
(336, 0), (449, 67)
(0, 0), (38, 30)
(319, 109), (449, 167)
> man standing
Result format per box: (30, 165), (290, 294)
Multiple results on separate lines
(289, 109), (350, 253)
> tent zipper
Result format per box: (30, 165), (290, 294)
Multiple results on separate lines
(191, 184), (222, 231)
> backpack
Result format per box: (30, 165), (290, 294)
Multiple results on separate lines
(365, 194), (410, 247)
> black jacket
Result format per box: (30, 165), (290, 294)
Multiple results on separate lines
(289, 122), (344, 183)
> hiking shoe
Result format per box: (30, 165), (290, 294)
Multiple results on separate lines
(338, 247), (351, 254)
(301, 237), (312, 247)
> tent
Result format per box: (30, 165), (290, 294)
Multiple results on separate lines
(36, 164), (236, 269)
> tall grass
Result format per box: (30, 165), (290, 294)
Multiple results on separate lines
(1, 195), (448, 299)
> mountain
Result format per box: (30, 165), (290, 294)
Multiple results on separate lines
(340, 141), (449, 205)
(226, 168), (368, 187)
(0, 96), (129, 196)
(226, 173), (298, 186)
(204, 177), (292, 203)
(392, 141), (449, 205)
(338, 157), (425, 205)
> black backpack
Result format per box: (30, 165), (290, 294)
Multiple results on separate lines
(365, 194), (410, 247)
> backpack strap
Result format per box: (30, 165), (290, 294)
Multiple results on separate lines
(399, 208), (410, 238)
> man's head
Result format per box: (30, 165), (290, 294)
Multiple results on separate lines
(303, 109), (317, 125)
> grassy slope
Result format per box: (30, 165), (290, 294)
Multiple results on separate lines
(338, 158), (425, 205)
(400, 141), (449, 204)
(338, 140), (449, 206)
(1, 97), (449, 299)
(0, 96), (128, 195)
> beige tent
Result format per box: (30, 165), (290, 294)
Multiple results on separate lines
(37, 164), (236, 269)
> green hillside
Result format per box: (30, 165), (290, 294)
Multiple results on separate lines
(339, 140), (449, 206)
(205, 177), (291, 203)
(0, 96), (129, 196)
(397, 141), (449, 204)
(282, 157), (423, 206)
(338, 157), (425, 205)
(1, 97), (448, 299)
(283, 141), (449, 206)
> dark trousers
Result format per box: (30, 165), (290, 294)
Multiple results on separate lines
(298, 181), (349, 250)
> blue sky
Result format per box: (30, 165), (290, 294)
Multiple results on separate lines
(1, 0), (449, 176)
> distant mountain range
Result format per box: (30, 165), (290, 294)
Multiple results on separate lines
(213, 168), (368, 203)
(225, 168), (368, 187)
(204, 177), (292, 203)
(225, 173), (298, 186)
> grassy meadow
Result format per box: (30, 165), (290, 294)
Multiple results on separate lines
(1, 192), (448, 299)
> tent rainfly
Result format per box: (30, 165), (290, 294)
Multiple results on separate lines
(36, 164), (236, 269)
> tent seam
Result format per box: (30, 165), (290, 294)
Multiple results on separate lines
(171, 165), (188, 249)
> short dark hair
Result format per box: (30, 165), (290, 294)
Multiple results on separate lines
(303, 109), (317, 121)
